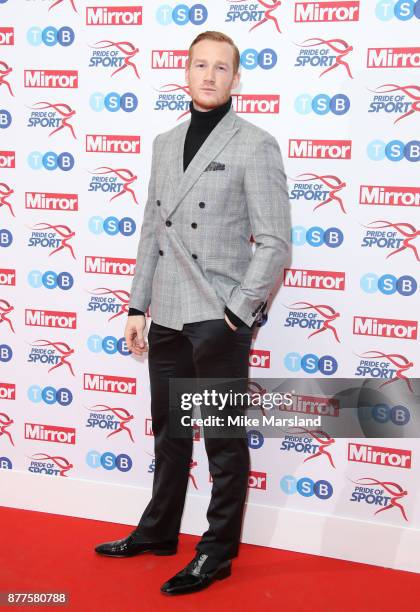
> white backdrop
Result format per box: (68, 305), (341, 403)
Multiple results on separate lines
(1, 0), (420, 572)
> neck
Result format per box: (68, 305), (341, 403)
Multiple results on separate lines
(189, 97), (232, 130)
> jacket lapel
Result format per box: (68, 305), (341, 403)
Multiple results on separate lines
(167, 108), (239, 217)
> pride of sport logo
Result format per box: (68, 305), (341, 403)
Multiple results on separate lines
(290, 173), (347, 214)
(27, 454), (73, 477)
(87, 288), (129, 321)
(348, 443), (412, 469)
(368, 84), (420, 123)
(349, 477), (408, 521)
(281, 429), (336, 468)
(27, 223), (75, 259)
(294, 1), (360, 22)
(284, 302), (341, 342)
(224, 1), (282, 34)
(289, 139), (351, 159)
(359, 185), (420, 207)
(354, 350), (414, 393)
(294, 38), (353, 79)
(27, 101), (76, 139)
(88, 167), (138, 205)
(0, 182), (14, 216)
(88, 40), (140, 79)
(86, 6), (143, 25)
(27, 340), (75, 377)
(85, 404), (135, 442)
(361, 220), (420, 262)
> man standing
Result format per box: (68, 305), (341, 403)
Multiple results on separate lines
(95, 31), (290, 595)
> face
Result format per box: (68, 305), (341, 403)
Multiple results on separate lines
(185, 39), (240, 112)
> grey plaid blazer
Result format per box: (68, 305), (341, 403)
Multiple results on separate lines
(129, 107), (291, 330)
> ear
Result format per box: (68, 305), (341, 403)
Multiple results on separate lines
(232, 70), (240, 90)
(185, 61), (190, 86)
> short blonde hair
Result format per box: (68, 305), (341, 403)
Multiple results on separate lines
(188, 31), (240, 74)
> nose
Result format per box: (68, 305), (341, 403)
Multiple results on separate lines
(203, 66), (216, 83)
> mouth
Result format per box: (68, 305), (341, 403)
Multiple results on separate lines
(201, 88), (216, 92)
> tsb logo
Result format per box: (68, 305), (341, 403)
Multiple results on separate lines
(240, 48), (277, 69)
(27, 151), (74, 171)
(247, 430), (264, 449)
(367, 139), (420, 162)
(375, 1), (420, 20)
(292, 226), (344, 248)
(0, 344), (12, 362)
(28, 385), (73, 406)
(360, 273), (417, 296)
(27, 26), (75, 47)
(88, 216), (136, 236)
(281, 475), (333, 499)
(89, 92), (138, 113)
(28, 270), (74, 291)
(156, 4), (208, 25)
(86, 450), (132, 472)
(284, 352), (338, 375)
(87, 335), (130, 356)
(295, 93), (350, 115)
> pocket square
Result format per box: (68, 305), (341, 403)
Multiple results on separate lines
(204, 161), (226, 172)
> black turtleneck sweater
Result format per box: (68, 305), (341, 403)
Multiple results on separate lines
(128, 96), (245, 328)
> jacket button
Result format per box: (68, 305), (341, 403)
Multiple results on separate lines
(191, 222), (197, 229)
(199, 201), (205, 208)
(165, 220), (172, 227)
(156, 200), (161, 206)
(159, 249), (164, 256)
(192, 253), (197, 260)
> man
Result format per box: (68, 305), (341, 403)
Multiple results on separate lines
(95, 31), (291, 595)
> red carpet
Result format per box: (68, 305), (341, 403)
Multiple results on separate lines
(1, 506), (420, 611)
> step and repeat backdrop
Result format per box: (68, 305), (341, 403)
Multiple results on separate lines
(1, 0), (420, 559)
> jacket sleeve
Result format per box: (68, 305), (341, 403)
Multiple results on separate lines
(226, 133), (291, 327)
(128, 135), (160, 312)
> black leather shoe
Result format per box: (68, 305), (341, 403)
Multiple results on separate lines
(160, 553), (231, 595)
(95, 532), (177, 558)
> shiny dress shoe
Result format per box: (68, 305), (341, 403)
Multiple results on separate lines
(95, 532), (178, 558)
(161, 553), (231, 595)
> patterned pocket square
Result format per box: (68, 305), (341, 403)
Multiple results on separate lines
(204, 161), (226, 172)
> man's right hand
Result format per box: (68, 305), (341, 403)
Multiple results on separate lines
(125, 315), (148, 356)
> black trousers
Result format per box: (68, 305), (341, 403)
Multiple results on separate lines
(133, 318), (254, 561)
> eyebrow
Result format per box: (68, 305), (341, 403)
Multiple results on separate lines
(194, 59), (229, 67)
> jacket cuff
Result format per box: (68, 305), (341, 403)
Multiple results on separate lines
(224, 307), (247, 328)
(128, 308), (145, 317)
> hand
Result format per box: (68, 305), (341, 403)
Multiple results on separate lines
(125, 315), (148, 356)
(224, 313), (238, 332)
